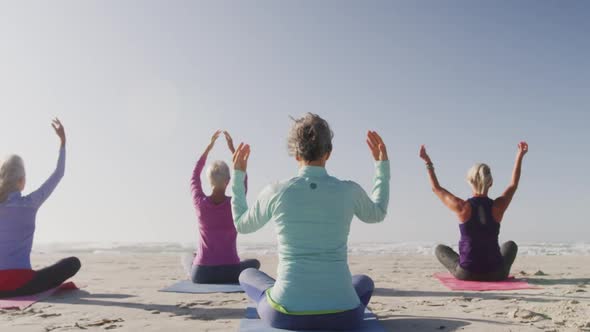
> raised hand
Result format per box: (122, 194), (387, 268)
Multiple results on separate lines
(366, 131), (388, 161)
(223, 131), (236, 154)
(204, 130), (222, 155)
(210, 130), (222, 145)
(419, 145), (432, 164)
(233, 143), (251, 172)
(205, 130), (222, 153)
(51, 118), (66, 147)
(517, 141), (528, 159)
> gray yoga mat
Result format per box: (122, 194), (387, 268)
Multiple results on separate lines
(239, 306), (385, 332)
(159, 280), (243, 294)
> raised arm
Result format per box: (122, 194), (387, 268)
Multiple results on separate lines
(419, 145), (471, 222)
(231, 143), (273, 234)
(191, 130), (221, 202)
(493, 141), (528, 222)
(27, 119), (66, 208)
(224, 131), (247, 193)
(354, 131), (390, 223)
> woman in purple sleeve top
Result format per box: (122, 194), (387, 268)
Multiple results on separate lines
(0, 119), (80, 297)
(190, 130), (260, 284)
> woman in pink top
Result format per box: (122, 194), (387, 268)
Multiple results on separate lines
(190, 130), (260, 284)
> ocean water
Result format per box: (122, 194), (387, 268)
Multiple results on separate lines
(32, 241), (590, 256)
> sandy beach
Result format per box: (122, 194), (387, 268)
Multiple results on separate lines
(0, 252), (588, 332)
(2, 1), (589, 331)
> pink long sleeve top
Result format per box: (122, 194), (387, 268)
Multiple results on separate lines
(190, 153), (244, 266)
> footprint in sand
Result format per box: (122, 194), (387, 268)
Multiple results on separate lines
(508, 308), (549, 323)
(177, 300), (213, 309)
(451, 296), (474, 303)
(37, 313), (62, 318)
(78, 318), (125, 329)
(565, 288), (587, 295)
(217, 299), (242, 305)
(416, 300), (445, 307)
(534, 270), (547, 276)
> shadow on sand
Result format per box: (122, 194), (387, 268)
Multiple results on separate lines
(380, 316), (470, 331)
(45, 289), (246, 320)
(374, 287), (589, 302)
(379, 313), (525, 331)
(526, 277), (590, 286)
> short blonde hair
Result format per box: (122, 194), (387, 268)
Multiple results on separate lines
(207, 160), (230, 189)
(0, 155), (25, 203)
(466, 163), (493, 195)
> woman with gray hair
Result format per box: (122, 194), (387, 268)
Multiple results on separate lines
(0, 119), (80, 298)
(419, 142), (528, 281)
(231, 113), (390, 330)
(190, 130), (260, 284)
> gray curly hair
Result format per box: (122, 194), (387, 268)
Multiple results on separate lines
(287, 113), (333, 162)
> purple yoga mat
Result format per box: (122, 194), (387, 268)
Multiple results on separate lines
(0, 281), (78, 310)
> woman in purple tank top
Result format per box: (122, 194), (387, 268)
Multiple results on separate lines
(419, 142), (529, 281)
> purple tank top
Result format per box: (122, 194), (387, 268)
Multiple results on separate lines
(458, 197), (503, 273)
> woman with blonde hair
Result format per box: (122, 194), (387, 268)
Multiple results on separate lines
(190, 130), (260, 284)
(419, 142), (528, 281)
(0, 119), (80, 298)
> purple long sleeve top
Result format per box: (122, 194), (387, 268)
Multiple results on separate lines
(0, 147), (66, 270)
(190, 153), (244, 266)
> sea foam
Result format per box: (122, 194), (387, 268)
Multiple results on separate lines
(32, 241), (590, 256)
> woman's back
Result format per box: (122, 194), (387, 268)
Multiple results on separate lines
(0, 145), (65, 271)
(194, 196), (240, 266)
(421, 142), (528, 282)
(0, 194), (37, 270)
(271, 167), (360, 312)
(233, 160), (389, 313)
(458, 197), (502, 273)
(189, 131), (261, 285)
(231, 115), (389, 330)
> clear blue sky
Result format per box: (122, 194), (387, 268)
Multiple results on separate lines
(1, 1), (588, 245)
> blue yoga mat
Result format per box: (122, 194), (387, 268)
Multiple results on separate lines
(239, 306), (385, 332)
(159, 280), (243, 294)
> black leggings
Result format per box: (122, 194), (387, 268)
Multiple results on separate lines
(435, 241), (518, 281)
(0, 257), (81, 298)
(191, 259), (260, 284)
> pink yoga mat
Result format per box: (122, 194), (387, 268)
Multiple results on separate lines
(434, 273), (539, 291)
(0, 281), (78, 310)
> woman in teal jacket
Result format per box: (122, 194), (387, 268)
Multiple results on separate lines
(231, 113), (390, 330)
